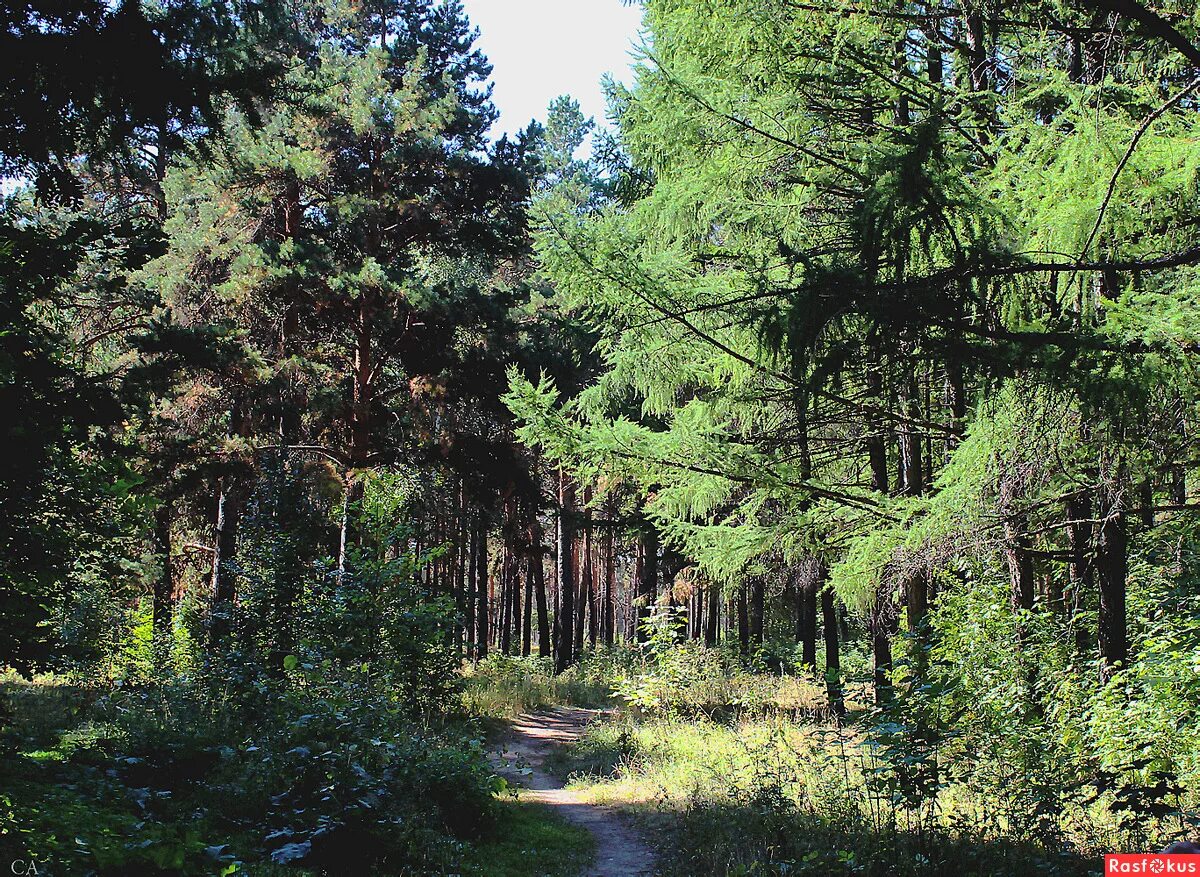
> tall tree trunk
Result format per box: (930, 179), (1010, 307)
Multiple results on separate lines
(575, 497), (592, 653)
(587, 546), (598, 648)
(466, 512), (478, 660)
(944, 356), (966, 459)
(737, 584), (750, 657)
(529, 514), (551, 658)
(1003, 510), (1039, 705)
(603, 526), (615, 646)
(499, 540), (513, 656)
(871, 598), (895, 706)
(1139, 479), (1155, 529)
(797, 573), (817, 668)
(522, 522), (533, 658)
(866, 365), (895, 700)
(555, 473), (576, 673)
(337, 473), (365, 578)
(749, 576), (765, 648)
(476, 515), (489, 660)
(209, 476), (244, 648)
(1066, 493), (1093, 655)
(1004, 521), (1035, 628)
(1171, 466), (1186, 505)
(898, 372), (930, 673)
(635, 525), (658, 643)
(1097, 481), (1129, 681)
(820, 574), (845, 718)
(705, 580), (720, 646)
(152, 502), (174, 664)
(454, 487), (466, 656)
(510, 534), (523, 654)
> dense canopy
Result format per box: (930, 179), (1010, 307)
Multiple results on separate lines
(5, 0), (1200, 874)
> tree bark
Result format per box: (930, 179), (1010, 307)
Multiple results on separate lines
(1097, 482), (1129, 681)
(820, 575), (845, 718)
(602, 526), (615, 646)
(529, 513), (551, 658)
(797, 573), (817, 668)
(555, 473), (576, 673)
(704, 580), (719, 646)
(152, 502), (174, 663)
(635, 525), (658, 643)
(749, 575), (765, 647)
(1066, 493), (1093, 656)
(466, 512), (478, 660)
(1139, 479), (1155, 528)
(575, 497), (592, 653)
(476, 515), (489, 660)
(737, 584), (750, 657)
(499, 539), (513, 656)
(522, 533), (533, 658)
(209, 476), (244, 648)
(871, 600), (895, 706)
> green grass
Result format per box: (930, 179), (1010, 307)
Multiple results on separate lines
(548, 713), (1109, 876)
(461, 653), (619, 721)
(464, 799), (594, 877)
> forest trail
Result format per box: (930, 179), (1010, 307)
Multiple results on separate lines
(491, 708), (657, 877)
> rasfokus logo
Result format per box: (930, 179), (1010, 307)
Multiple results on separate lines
(1105, 855), (1200, 874)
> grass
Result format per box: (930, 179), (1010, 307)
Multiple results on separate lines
(546, 712), (1111, 876)
(464, 799), (594, 877)
(460, 652), (619, 721)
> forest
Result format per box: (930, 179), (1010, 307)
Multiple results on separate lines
(4, 0), (1200, 874)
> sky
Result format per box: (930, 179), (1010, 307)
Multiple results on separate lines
(459, 0), (644, 148)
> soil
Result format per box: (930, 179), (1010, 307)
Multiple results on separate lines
(490, 708), (657, 877)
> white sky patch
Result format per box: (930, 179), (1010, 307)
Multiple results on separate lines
(460, 0), (643, 150)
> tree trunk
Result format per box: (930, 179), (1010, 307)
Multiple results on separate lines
(209, 476), (244, 647)
(337, 473), (365, 577)
(821, 579), (845, 718)
(476, 516), (489, 660)
(152, 502), (174, 664)
(499, 540), (513, 655)
(603, 527), (615, 646)
(522, 538), (533, 658)
(737, 584), (749, 657)
(749, 576), (765, 647)
(1004, 522), (1035, 626)
(529, 514), (551, 658)
(1004, 513), (1040, 704)
(871, 600), (895, 706)
(1066, 493), (1093, 655)
(576, 499), (592, 653)
(454, 488), (466, 656)
(555, 473), (576, 673)
(466, 513), (478, 660)
(797, 574), (817, 668)
(1097, 482), (1129, 681)
(636, 525), (658, 643)
(1139, 479), (1154, 528)
(1171, 466), (1186, 505)
(705, 581), (719, 645)
(866, 366), (894, 700)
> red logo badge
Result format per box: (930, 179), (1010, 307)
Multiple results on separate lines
(1105, 855), (1200, 874)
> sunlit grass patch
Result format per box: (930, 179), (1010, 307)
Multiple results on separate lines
(553, 712), (1104, 876)
(465, 798), (594, 877)
(460, 652), (621, 721)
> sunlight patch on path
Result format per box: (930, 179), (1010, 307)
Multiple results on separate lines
(491, 708), (657, 877)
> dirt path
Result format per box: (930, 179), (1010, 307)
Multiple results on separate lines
(490, 708), (657, 877)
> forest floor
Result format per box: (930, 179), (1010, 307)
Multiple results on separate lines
(490, 708), (657, 877)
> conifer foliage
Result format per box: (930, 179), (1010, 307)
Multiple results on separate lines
(6, 0), (1200, 872)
